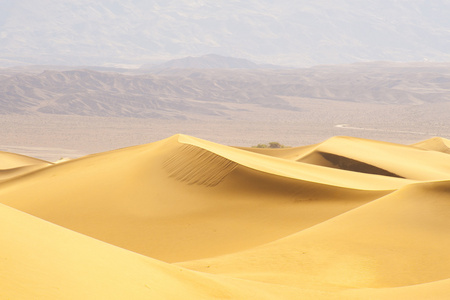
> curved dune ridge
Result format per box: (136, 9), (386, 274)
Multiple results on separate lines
(243, 136), (450, 181)
(0, 134), (449, 299)
(0, 151), (52, 182)
(412, 137), (450, 154)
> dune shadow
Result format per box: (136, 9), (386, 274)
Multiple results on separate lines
(318, 151), (403, 178)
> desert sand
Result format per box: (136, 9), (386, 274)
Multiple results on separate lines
(1, 134), (449, 299)
(0, 151), (52, 182)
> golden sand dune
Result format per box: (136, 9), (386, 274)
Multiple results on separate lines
(246, 136), (450, 180)
(0, 203), (333, 300)
(0, 151), (52, 182)
(1, 134), (449, 299)
(179, 181), (450, 289)
(0, 135), (404, 262)
(0, 150), (51, 169)
(412, 137), (450, 154)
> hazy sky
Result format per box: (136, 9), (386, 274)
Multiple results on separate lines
(1, 0), (450, 66)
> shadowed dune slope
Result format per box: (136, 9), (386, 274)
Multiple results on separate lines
(0, 134), (406, 263)
(306, 136), (450, 180)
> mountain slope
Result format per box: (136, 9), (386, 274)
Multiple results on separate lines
(1, 63), (450, 118)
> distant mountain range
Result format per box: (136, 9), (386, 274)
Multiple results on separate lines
(1, 62), (449, 119)
(1, 0), (450, 67)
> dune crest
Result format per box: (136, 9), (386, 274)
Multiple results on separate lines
(0, 151), (52, 182)
(246, 136), (450, 181)
(0, 150), (51, 169)
(412, 137), (450, 154)
(1, 134), (449, 299)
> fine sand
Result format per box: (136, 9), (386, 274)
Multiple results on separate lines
(1, 134), (449, 299)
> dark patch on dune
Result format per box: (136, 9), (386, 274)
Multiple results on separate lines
(318, 151), (403, 178)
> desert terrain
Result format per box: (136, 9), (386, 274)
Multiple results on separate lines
(1, 133), (450, 299)
(2, 1), (450, 298)
(1, 61), (450, 299)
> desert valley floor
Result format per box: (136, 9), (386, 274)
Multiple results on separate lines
(1, 131), (450, 299)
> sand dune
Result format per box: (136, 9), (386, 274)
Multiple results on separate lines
(0, 151), (52, 182)
(0, 150), (51, 169)
(246, 136), (450, 180)
(0, 135), (404, 262)
(0, 203), (335, 300)
(179, 181), (450, 289)
(412, 137), (450, 154)
(1, 134), (449, 299)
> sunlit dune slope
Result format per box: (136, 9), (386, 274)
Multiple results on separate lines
(0, 203), (341, 300)
(0, 134), (406, 263)
(179, 180), (450, 291)
(0, 151), (52, 181)
(342, 278), (450, 299)
(1, 201), (449, 299)
(412, 137), (450, 154)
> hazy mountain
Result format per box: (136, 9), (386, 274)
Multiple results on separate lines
(1, 62), (449, 119)
(141, 54), (274, 70)
(0, 68), (297, 118)
(1, 0), (450, 67)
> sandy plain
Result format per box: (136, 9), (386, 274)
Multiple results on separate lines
(1, 128), (450, 299)
(1, 97), (450, 162)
